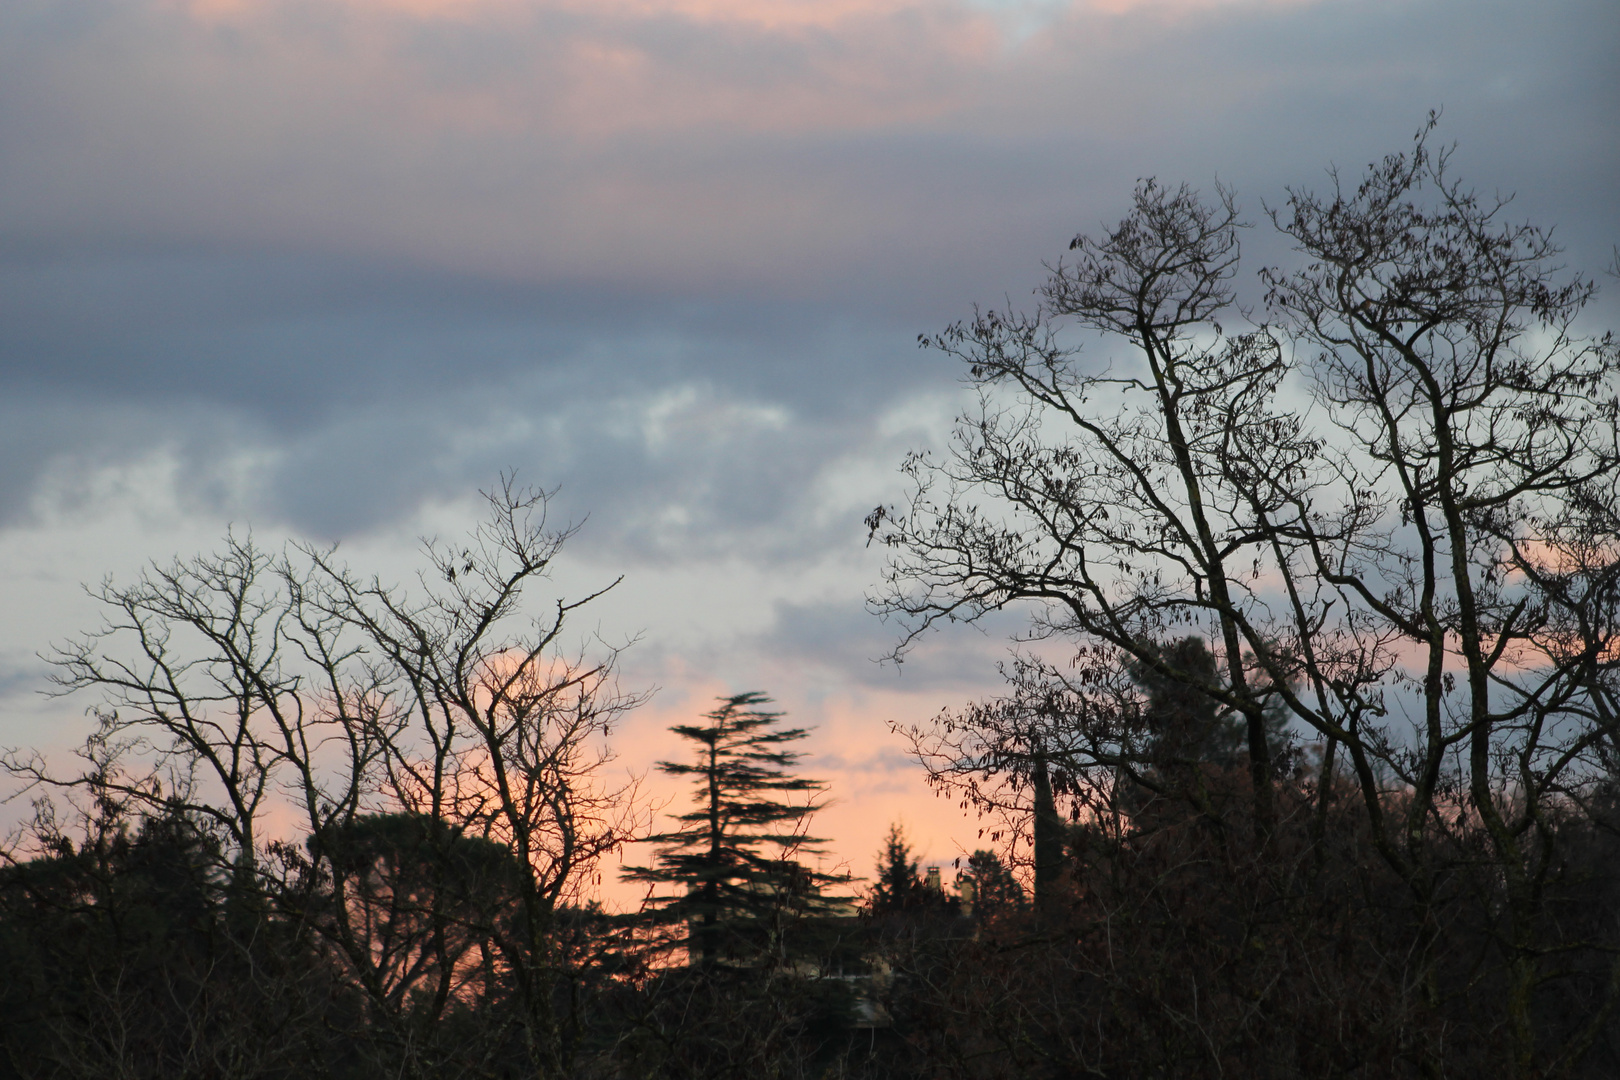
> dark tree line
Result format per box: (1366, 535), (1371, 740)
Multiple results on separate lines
(6, 127), (1620, 1078)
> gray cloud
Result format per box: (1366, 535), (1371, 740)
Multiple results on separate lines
(0, 0), (1615, 706)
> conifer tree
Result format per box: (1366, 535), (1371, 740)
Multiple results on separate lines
(1129, 637), (1289, 769)
(868, 823), (926, 914)
(623, 692), (850, 969)
(963, 849), (1025, 914)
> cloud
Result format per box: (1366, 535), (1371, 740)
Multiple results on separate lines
(2, 0), (1613, 540)
(1, 0), (1616, 871)
(5, 0), (1612, 299)
(3, 0), (1614, 614)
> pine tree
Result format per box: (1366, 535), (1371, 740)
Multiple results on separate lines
(964, 849), (1025, 914)
(622, 692), (851, 970)
(868, 823), (927, 914)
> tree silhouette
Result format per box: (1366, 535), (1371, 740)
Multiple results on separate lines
(871, 123), (1620, 1075)
(962, 849), (1024, 915)
(623, 692), (850, 970)
(868, 823), (927, 915)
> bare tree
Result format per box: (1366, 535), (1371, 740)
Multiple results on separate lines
(297, 478), (650, 1073)
(5, 477), (648, 1077)
(870, 123), (1620, 1076)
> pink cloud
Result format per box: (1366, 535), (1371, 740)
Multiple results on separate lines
(9, 0), (1381, 298)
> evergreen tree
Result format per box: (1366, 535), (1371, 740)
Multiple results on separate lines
(622, 692), (851, 970)
(1130, 637), (1288, 769)
(963, 849), (1024, 915)
(868, 823), (927, 914)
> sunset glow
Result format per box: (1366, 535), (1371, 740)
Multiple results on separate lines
(1, 0), (1615, 1029)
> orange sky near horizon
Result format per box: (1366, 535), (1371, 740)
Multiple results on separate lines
(587, 665), (1015, 911)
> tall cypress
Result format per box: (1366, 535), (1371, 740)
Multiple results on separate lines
(1031, 749), (1066, 908)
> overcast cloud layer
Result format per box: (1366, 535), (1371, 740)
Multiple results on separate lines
(2, 0), (1616, 885)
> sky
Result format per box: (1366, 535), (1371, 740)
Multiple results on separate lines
(1, 0), (1617, 897)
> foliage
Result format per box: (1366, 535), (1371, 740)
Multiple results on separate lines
(0, 798), (339, 1080)
(621, 692), (854, 971)
(867, 822), (928, 915)
(961, 849), (1023, 914)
